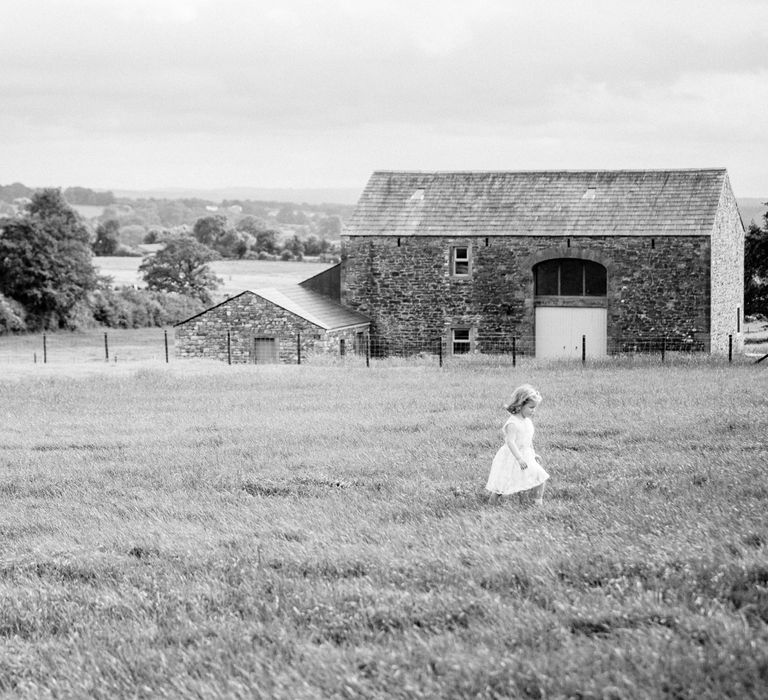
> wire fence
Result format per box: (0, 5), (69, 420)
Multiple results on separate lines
(335, 333), (748, 367)
(0, 329), (173, 365)
(0, 329), (763, 367)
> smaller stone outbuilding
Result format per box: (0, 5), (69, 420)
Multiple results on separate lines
(174, 285), (370, 363)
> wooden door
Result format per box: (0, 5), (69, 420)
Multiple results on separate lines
(252, 337), (278, 364)
(535, 307), (607, 358)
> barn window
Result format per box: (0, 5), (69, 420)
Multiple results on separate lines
(452, 246), (470, 276)
(340, 339), (346, 356)
(534, 259), (607, 297)
(452, 328), (472, 354)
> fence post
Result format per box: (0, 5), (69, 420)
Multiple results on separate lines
(227, 330), (231, 365)
(661, 336), (666, 363)
(512, 336), (516, 367)
(297, 332), (301, 365)
(438, 337), (443, 368)
(728, 334), (733, 363)
(104, 332), (109, 362)
(582, 335), (586, 365)
(164, 330), (169, 363)
(366, 336), (370, 368)
(34, 352), (37, 364)
(43, 334), (47, 364)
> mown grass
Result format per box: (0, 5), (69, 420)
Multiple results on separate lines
(0, 362), (767, 698)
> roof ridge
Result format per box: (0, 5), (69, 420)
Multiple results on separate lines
(371, 168), (727, 176)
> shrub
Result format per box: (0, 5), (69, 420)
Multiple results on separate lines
(0, 293), (26, 334)
(89, 287), (205, 328)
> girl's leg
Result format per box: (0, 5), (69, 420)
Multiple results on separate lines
(488, 491), (500, 505)
(530, 482), (546, 505)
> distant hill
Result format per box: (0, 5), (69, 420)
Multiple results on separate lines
(739, 198), (767, 227)
(111, 187), (363, 206)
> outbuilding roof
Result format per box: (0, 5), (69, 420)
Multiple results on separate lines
(174, 286), (369, 331)
(252, 286), (369, 330)
(345, 169), (730, 237)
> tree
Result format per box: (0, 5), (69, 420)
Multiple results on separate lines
(745, 210), (768, 316)
(93, 219), (121, 256)
(63, 186), (115, 206)
(303, 234), (324, 256)
(318, 215), (342, 238)
(235, 215), (269, 236)
(139, 236), (221, 304)
(213, 228), (253, 259)
(192, 215), (228, 247)
(0, 189), (98, 329)
(255, 229), (279, 254)
(0, 292), (26, 334)
(285, 234), (305, 258)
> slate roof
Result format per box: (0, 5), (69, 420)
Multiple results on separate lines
(345, 169), (729, 237)
(252, 286), (369, 330)
(175, 286), (369, 330)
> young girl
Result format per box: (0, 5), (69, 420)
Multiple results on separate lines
(486, 384), (549, 505)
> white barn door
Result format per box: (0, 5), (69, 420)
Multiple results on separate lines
(535, 307), (607, 359)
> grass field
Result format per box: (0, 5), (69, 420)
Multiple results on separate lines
(1, 360), (767, 698)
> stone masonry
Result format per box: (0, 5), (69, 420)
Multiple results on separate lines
(341, 234), (717, 352)
(175, 292), (367, 363)
(710, 174), (745, 353)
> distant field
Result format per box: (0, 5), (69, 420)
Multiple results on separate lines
(94, 256), (334, 299)
(71, 204), (107, 219)
(0, 363), (766, 697)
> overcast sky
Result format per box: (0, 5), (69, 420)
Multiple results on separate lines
(2, 0), (767, 196)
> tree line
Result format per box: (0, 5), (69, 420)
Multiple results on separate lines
(0, 182), (115, 206)
(1, 191), (248, 333)
(0, 182), (352, 260)
(95, 213), (341, 262)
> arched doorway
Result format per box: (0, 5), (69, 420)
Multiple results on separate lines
(533, 258), (608, 358)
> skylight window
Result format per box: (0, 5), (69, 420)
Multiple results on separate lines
(410, 189), (425, 201)
(583, 187), (596, 199)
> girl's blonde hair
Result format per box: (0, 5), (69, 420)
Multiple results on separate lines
(503, 384), (542, 414)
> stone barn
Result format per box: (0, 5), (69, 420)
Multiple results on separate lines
(174, 284), (369, 363)
(341, 169), (745, 358)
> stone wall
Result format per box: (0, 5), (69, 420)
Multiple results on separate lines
(710, 175), (745, 354)
(341, 234), (713, 352)
(175, 291), (368, 363)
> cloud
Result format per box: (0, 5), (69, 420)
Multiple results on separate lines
(0, 0), (766, 190)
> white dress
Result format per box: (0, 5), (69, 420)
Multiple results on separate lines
(485, 414), (549, 495)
